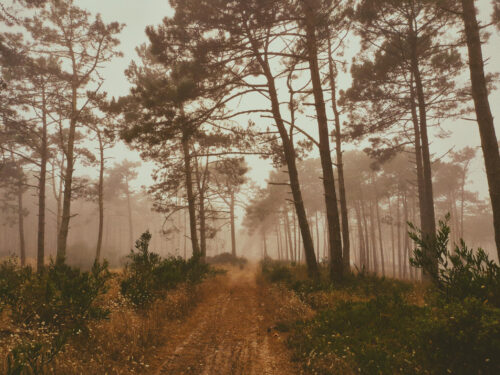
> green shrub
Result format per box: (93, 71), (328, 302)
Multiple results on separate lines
(415, 297), (500, 375)
(0, 258), (33, 313)
(261, 259), (293, 284)
(120, 231), (211, 307)
(289, 294), (425, 375)
(410, 215), (500, 307)
(206, 252), (247, 267)
(0, 259), (112, 374)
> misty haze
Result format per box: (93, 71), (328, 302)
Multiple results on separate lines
(1, 0), (500, 374)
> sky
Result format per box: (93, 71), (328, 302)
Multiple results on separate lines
(73, 0), (500, 199)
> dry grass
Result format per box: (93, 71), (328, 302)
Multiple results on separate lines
(0, 273), (206, 375)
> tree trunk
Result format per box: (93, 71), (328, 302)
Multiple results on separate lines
(409, 24), (437, 278)
(125, 177), (134, 249)
(375, 194), (385, 276)
(361, 194), (371, 272)
(199, 187), (207, 258)
(410, 75), (426, 234)
(230, 191), (236, 257)
(402, 193), (410, 280)
(369, 202), (379, 275)
(328, 38), (350, 273)
(397, 193), (402, 278)
(181, 135), (201, 258)
(303, 1), (343, 281)
(461, 0), (500, 259)
(284, 207), (294, 262)
(248, 32), (318, 277)
(56, 82), (78, 264)
(355, 202), (366, 270)
(95, 131), (105, 262)
(37, 85), (47, 271)
(315, 211), (320, 261)
(389, 196), (396, 278)
(17, 183), (26, 267)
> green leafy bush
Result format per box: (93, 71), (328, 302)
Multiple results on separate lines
(289, 294), (500, 374)
(0, 258), (33, 313)
(261, 259), (293, 284)
(206, 252), (247, 267)
(415, 297), (500, 375)
(289, 294), (426, 375)
(120, 231), (211, 307)
(1, 260), (111, 331)
(0, 259), (112, 374)
(410, 215), (500, 307)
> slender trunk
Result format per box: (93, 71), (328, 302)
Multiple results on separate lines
(460, 0), (500, 258)
(17, 183), (26, 267)
(37, 85), (48, 271)
(410, 75), (426, 233)
(328, 38), (350, 273)
(361, 194), (371, 271)
(277, 222), (282, 260)
(409, 20), (437, 277)
(230, 191), (236, 257)
(292, 209), (297, 262)
(303, 2), (343, 280)
(397, 193), (402, 278)
(181, 135), (201, 258)
(369, 201), (379, 275)
(95, 132), (105, 262)
(57, 82), (79, 264)
(195, 155), (209, 259)
(460, 170), (466, 239)
(355, 202), (366, 270)
(284, 207), (294, 262)
(375, 195), (385, 276)
(389, 197), (396, 278)
(199, 188), (207, 258)
(315, 211), (320, 261)
(403, 193), (410, 280)
(248, 35), (318, 277)
(183, 208), (187, 259)
(125, 177), (134, 249)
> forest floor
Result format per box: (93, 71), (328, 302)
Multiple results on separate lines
(149, 265), (302, 375)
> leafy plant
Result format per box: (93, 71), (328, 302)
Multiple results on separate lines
(0, 258), (33, 313)
(261, 259), (293, 284)
(120, 231), (211, 307)
(414, 297), (500, 375)
(409, 215), (500, 306)
(0, 259), (112, 374)
(288, 294), (425, 375)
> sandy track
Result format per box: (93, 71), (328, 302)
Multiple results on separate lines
(152, 267), (299, 375)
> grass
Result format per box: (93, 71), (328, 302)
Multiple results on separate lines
(0, 257), (218, 374)
(261, 259), (500, 375)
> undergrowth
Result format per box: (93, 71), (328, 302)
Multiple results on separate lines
(0, 231), (216, 374)
(263, 218), (500, 375)
(120, 231), (212, 307)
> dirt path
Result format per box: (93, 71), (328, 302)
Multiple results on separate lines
(152, 267), (300, 375)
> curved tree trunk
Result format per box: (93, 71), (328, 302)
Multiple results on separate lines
(247, 28), (318, 277)
(460, 0), (500, 260)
